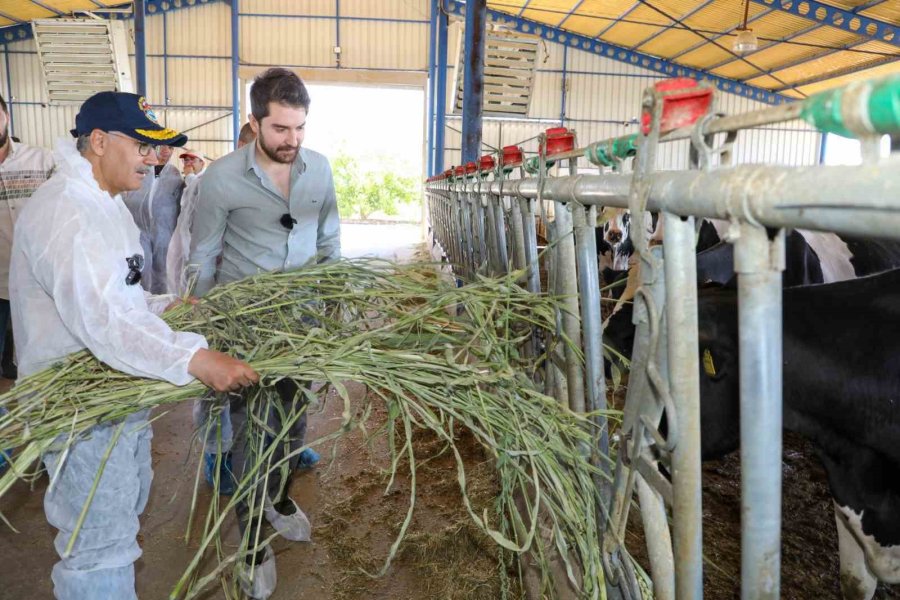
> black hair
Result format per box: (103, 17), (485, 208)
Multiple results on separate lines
(249, 68), (310, 122)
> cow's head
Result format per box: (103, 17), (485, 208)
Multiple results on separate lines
(603, 208), (631, 246)
(696, 286), (741, 461)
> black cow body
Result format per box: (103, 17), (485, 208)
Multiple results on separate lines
(602, 233), (900, 371)
(697, 268), (900, 599)
(695, 230), (825, 288)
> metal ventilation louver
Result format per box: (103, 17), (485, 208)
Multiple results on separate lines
(453, 31), (538, 117)
(32, 18), (134, 105)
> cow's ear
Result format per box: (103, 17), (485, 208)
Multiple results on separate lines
(701, 347), (728, 381)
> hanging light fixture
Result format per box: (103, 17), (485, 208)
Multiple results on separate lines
(733, 0), (759, 54)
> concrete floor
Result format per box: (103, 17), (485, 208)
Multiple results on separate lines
(0, 224), (429, 599)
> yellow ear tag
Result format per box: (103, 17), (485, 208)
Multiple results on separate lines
(702, 349), (717, 377)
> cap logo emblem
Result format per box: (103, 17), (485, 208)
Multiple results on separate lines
(138, 96), (160, 125)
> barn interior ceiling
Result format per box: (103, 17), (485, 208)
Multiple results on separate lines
(0, 0), (897, 102)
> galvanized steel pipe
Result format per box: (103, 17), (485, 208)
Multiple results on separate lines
(663, 212), (704, 600)
(475, 157), (900, 240)
(735, 224), (785, 600)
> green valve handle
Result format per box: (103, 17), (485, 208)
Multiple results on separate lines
(524, 156), (556, 174)
(585, 133), (639, 167)
(801, 74), (900, 139)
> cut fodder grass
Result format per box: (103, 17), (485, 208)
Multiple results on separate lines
(0, 258), (620, 599)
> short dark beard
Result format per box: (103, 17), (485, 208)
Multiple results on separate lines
(257, 129), (298, 165)
(0, 126), (9, 151)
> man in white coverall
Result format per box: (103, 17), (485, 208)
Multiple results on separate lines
(166, 150), (207, 295)
(9, 91), (259, 600)
(121, 142), (184, 294)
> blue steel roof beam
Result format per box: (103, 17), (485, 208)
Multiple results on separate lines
(446, 0), (793, 104)
(666, 7), (774, 60)
(628, 0), (717, 51)
(556, 0), (585, 29)
(750, 0), (899, 48)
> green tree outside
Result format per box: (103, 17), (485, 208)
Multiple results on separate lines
(331, 151), (420, 220)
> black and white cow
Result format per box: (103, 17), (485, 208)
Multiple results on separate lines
(601, 232), (900, 363)
(697, 268), (900, 600)
(598, 210), (724, 272)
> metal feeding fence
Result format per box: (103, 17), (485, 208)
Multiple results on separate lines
(425, 74), (900, 600)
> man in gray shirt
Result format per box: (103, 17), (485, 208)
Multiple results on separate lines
(188, 67), (340, 599)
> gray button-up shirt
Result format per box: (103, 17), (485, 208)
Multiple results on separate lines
(188, 143), (341, 296)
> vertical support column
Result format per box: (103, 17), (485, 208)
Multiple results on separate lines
(663, 212), (703, 600)
(427, 0), (438, 177)
(461, 0), (486, 164)
(434, 4), (448, 173)
(735, 224), (784, 600)
(335, 0), (341, 68)
(231, 0), (241, 149)
(134, 0), (147, 97)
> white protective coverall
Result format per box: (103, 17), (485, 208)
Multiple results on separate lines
(9, 138), (208, 600)
(122, 161), (184, 295)
(166, 166), (205, 296)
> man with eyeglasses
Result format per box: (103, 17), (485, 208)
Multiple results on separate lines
(9, 91), (259, 600)
(188, 67), (340, 599)
(121, 131), (185, 295)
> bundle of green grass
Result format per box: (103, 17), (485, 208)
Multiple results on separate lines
(0, 259), (618, 599)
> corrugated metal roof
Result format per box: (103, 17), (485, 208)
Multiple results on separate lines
(0, 0), (895, 99)
(485, 0), (898, 98)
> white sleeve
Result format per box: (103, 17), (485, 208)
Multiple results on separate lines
(144, 291), (175, 315)
(37, 214), (207, 385)
(167, 176), (202, 295)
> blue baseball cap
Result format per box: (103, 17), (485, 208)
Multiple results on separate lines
(70, 91), (188, 147)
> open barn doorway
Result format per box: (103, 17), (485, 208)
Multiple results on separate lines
(245, 78), (427, 262)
